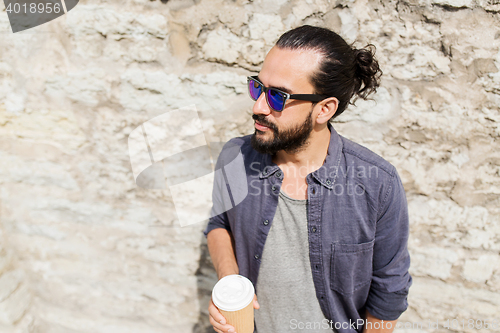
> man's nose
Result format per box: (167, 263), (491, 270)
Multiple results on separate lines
(252, 91), (272, 116)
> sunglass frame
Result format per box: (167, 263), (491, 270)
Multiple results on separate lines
(247, 75), (329, 112)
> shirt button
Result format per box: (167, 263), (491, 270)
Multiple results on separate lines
(272, 185), (277, 191)
(312, 188), (316, 195)
(315, 265), (320, 270)
(254, 254), (260, 259)
(263, 219), (269, 226)
(276, 171), (282, 178)
(312, 227), (317, 233)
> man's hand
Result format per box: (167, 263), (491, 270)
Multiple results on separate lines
(363, 310), (397, 333)
(209, 295), (260, 333)
(207, 229), (260, 332)
(209, 296), (235, 333)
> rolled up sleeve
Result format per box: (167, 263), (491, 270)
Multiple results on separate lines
(365, 168), (412, 320)
(203, 142), (233, 238)
(204, 212), (230, 237)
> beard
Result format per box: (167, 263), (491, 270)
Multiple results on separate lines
(250, 108), (314, 155)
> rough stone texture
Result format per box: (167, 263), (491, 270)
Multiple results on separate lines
(0, 0), (499, 332)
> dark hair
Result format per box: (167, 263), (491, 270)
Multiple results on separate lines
(275, 25), (382, 120)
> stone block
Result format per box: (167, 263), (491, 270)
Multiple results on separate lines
(0, 270), (23, 303)
(463, 255), (500, 284)
(0, 283), (32, 325)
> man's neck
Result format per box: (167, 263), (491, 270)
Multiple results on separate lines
(272, 125), (331, 172)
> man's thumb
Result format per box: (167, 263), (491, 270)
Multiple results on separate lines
(253, 295), (260, 309)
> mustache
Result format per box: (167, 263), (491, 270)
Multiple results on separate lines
(252, 114), (277, 130)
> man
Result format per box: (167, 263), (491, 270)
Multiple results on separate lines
(204, 25), (411, 333)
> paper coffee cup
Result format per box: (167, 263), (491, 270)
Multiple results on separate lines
(212, 274), (255, 333)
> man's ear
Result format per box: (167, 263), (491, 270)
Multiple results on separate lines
(315, 97), (338, 125)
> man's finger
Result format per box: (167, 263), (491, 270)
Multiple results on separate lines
(209, 314), (235, 333)
(209, 298), (227, 325)
(253, 294), (260, 309)
(209, 314), (224, 331)
(209, 311), (227, 328)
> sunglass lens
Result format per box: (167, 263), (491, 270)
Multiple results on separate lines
(267, 89), (285, 111)
(248, 79), (262, 100)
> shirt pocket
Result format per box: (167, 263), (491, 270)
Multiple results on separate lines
(330, 239), (375, 295)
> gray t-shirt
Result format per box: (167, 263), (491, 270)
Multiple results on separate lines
(255, 190), (333, 332)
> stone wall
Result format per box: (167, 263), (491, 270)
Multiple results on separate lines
(0, 0), (499, 332)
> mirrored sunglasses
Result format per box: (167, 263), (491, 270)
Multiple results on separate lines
(247, 76), (329, 112)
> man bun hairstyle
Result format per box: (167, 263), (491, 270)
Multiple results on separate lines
(275, 25), (382, 120)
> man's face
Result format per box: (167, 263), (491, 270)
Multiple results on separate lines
(250, 46), (323, 155)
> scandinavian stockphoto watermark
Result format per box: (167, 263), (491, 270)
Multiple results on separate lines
(290, 318), (500, 331)
(290, 318), (392, 331)
(127, 105), (248, 228)
(247, 161), (379, 198)
(3, 0), (79, 33)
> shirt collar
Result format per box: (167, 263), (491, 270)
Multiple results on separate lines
(258, 122), (343, 189)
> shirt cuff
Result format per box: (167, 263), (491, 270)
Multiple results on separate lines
(203, 214), (231, 238)
(364, 276), (412, 320)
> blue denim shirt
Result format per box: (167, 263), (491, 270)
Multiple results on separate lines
(204, 122), (412, 333)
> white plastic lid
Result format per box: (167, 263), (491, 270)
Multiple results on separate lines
(212, 274), (255, 311)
